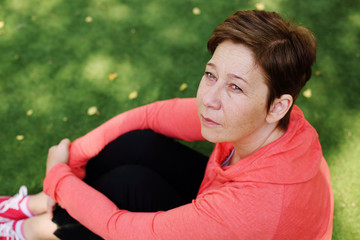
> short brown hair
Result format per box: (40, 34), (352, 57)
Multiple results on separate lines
(207, 10), (317, 130)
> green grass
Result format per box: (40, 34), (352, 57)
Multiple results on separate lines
(0, 0), (359, 239)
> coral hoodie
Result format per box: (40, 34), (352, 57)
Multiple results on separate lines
(44, 98), (333, 240)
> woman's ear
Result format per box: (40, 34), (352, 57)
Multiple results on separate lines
(266, 94), (293, 124)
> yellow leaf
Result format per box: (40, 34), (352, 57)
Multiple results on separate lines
(63, 117), (68, 122)
(0, 21), (4, 29)
(108, 72), (118, 81)
(192, 7), (201, 15)
(315, 71), (321, 76)
(128, 91), (138, 100)
(16, 135), (24, 141)
(179, 83), (188, 91)
(87, 106), (99, 116)
(85, 16), (93, 23)
(26, 109), (33, 116)
(255, 3), (265, 10)
(303, 89), (312, 98)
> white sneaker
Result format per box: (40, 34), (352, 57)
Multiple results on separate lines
(0, 186), (33, 221)
(0, 220), (24, 240)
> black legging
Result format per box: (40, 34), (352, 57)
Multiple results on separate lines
(52, 130), (208, 239)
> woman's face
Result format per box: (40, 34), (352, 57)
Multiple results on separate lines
(196, 41), (271, 145)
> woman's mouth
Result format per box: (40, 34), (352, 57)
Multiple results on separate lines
(201, 115), (220, 126)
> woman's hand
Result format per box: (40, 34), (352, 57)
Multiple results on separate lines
(46, 138), (71, 174)
(44, 139), (70, 217)
(46, 196), (58, 218)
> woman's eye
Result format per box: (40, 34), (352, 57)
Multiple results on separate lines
(230, 84), (242, 93)
(205, 72), (216, 80)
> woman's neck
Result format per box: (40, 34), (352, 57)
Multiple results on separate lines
(230, 126), (285, 165)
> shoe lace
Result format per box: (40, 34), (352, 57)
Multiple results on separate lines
(0, 221), (21, 240)
(0, 186), (28, 213)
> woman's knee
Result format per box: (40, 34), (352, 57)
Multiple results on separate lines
(90, 165), (187, 212)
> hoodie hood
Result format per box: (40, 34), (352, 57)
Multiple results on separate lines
(211, 105), (323, 184)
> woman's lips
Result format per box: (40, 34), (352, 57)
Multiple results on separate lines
(201, 115), (220, 126)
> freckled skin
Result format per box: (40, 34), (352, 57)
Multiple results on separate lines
(196, 41), (282, 162)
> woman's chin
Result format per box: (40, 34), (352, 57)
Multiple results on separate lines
(201, 128), (224, 143)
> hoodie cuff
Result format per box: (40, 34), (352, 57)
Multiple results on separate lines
(43, 163), (74, 201)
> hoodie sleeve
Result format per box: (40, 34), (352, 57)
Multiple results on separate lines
(44, 164), (282, 240)
(68, 98), (204, 178)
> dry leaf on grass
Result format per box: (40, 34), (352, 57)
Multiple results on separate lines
(192, 7), (201, 15)
(85, 16), (93, 23)
(128, 91), (138, 100)
(26, 109), (33, 116)
(88, 106), (99, 116)
(179, 83), (188, 91)
(108, 73), (118, 81)
(255, 3), (265, 10)
(16, 135), (24, 141)
(303, 89), (312, 98)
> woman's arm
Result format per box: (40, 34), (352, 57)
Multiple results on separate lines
(68, 98), (204, 178)
(44, 164), (270, 240)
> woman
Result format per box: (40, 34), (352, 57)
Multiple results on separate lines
(0, 10), (333, 239)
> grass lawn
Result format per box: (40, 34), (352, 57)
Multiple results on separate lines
(0, 0), (359, 239)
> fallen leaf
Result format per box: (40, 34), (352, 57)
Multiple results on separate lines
(128, 91), (138, 100)
(26, 109), (33, 116)
(63, 117), (68, 122)
(179, 83), (188, 91)
(315, 71), (321, 76)
(303, 89), (312, 98)
(192, 7), (201, 15)
(85, 16), (93, 23)
(255, 3), (265, 10)
(16, 135), (24, 141)
(0, 21), (4, 29)
(87, 106), (99, 116)
(108, 72), (118, 81)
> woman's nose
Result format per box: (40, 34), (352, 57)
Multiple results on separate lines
(202, 83), (221, 110)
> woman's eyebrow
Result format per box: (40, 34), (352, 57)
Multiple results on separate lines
(228, 73), (249, 85)
(206, 62), (249, 85)
(206, 62), (216, 68)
